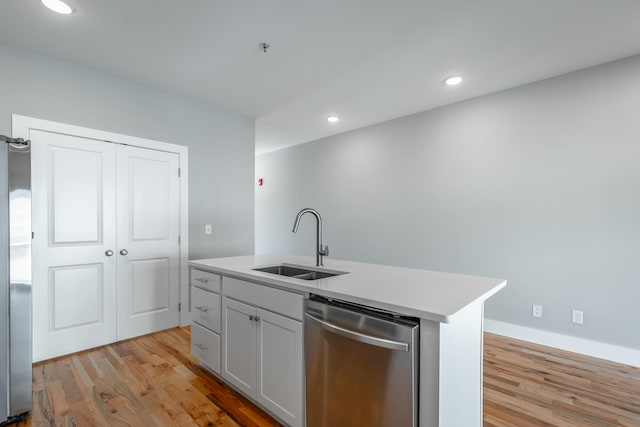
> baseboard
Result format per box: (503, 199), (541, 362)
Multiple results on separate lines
(484, 319), (640, 367)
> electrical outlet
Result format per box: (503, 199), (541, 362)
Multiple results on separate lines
(572, 309), (583, 325)
(532, 305), (543, 318)
(205, 224), (212, 235)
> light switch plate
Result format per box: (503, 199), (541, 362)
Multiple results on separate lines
(205, 224), (212, 235)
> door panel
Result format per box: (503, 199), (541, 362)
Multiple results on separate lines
(49, 146), (103, 244)
(222, 297), (257, 397)
(130, 156), (171, 241)
(50, 264), (103, 330)
(31, 130), (117, 362)
(116, 145), (180, 340)
(130, 257), (169, 315)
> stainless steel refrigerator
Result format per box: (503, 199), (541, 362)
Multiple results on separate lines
(1, 135), (31, 425)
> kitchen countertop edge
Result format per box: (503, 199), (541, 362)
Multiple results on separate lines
(189, 255), (507, 323)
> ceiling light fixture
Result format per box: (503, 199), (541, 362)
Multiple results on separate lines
(444, 76), (463, 86)
(41, 0), (73, 14)
(326, 116), (340, 123)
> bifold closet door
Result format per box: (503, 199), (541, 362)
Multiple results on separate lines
(115, 145), (180, 340)
(31, 131), (117, 362)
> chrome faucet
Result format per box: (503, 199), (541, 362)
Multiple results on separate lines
(292, 208), (329, 266)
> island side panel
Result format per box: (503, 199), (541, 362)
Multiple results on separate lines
(419, 319), (440, 427)
(438, 300), (484, 427)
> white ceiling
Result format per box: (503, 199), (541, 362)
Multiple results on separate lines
(1, 1), (640, 154)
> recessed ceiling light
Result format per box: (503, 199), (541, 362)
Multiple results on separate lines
(444, 76), (463, 86)
(41, 0), (73, 15)
(326, 116), (340, 123)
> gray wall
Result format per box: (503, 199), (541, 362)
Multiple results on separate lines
(0, 43), (255, 259)
(256, 55), (640, 349)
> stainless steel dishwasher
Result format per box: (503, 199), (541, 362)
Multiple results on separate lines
(305, 295), (419, 427)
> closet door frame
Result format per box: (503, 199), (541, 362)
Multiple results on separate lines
(12, 114), (191, 328)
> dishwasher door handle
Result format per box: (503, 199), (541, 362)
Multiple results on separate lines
(305, 312), (409, 352)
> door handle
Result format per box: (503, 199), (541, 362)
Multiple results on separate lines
(105, 250), (114, 257)
(194, 343), (208, 352)
(304, 312), (409, 352)
(119, 249), (128, 256)
(195, 278), (209, 283)
(195, 306), (209, 313)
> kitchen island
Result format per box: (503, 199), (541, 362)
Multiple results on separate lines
(189, 254), (506, 427)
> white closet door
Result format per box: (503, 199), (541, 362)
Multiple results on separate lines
(115, 145), (180, 340)
(31, 130), (117, 362)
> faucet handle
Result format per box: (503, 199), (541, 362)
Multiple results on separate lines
(319, 245), (329, 256)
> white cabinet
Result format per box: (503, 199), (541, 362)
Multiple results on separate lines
(221, 277), (304, 427)
(191, 269), (222, 293)
(221, 298), (258, 395)
(190, 268), (222, 373)
(192, 286), (221, 333)
(190, 271), (305, 427)
(191, 322), (221, 372)
(256, 308), (303, 426)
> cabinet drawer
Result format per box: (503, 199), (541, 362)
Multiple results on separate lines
(191, 268), (221, 293)
(223, 276), (304, 321)
(191, 322), (221, 373)
(191, 286), (221, 333)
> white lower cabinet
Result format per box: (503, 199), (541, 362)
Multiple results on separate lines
(221, 298), (257, 395)
(190, 269), (222, 373)
(191, 322), (221, 372)
(256, 308), (303, 426)
(221, 278), (304, 427)
(190, 270), (305, 427)
(192, 286), (222, 332)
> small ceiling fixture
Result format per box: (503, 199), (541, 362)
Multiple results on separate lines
(326, 116), (340, 123)
(444, 76), (463, 86)
(259, 42), (270, 53)
(41, 0), (73, 14)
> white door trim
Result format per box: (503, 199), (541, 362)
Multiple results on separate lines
(12, 114), (191, 327)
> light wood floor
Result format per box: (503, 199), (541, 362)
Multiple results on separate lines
(483, 333), (640, 427)
(21, 327), (280, 427)
(16, 327), (640, 426)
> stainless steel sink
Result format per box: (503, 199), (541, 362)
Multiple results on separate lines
(252, 264), (346, 280)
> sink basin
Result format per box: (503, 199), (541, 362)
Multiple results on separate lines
(252, 264), (346, 280)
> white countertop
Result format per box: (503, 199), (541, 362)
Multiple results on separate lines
(189, 254), (506, 323)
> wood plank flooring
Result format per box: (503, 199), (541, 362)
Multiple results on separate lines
(483, 333), (640, 427)
(20, 327), (280, 427)
(15, 327), (640, 426)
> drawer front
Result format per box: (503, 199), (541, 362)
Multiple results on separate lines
(191, 322), (221, 373)
(191, 268), (222, 293)
(222, 276), (304, 321)
(191, 286), (221, 333)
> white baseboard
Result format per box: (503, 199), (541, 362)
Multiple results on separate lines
(484, 319), (640, 368)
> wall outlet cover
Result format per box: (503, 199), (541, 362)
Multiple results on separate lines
(572, 309), (584, 325)
(532, 305), (543, 318)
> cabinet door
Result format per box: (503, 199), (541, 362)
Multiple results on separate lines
(257, 308), (304, 427)
(222, 297), (257, 397)
(31, 130), (117, 362)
